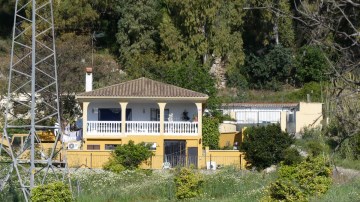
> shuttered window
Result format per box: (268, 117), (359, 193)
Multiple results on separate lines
(87, 145), (100, 150)
(105, 144), (119, 150)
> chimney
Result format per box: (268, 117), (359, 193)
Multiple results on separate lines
(85, 67), (93, 92)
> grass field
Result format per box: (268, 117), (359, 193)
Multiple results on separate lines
(1, 165), (359, 201)
(73, 168), (275, 202)
(72, 166), (360, 202)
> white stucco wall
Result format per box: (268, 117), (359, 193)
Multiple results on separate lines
(86, 102), (197, 121)
(87, 102), (121, 121)
(165, 103), (197, 121)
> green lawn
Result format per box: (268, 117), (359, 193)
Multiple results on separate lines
(74, 168), (275, 202)
(1, 165), (359, 201)
(73, 165), (360, 202)
(311, 178), (360, 202)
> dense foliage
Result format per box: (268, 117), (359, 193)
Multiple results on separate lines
(241, 124), (294, 170)
(294, 45), (329, 85)
(265, 156), (332, 201)
(104, 140), (154, 170)
(327, 121), (360, 161)
(174, 167), (203, 199)
(244, 45), (294, 90)
(31, 182), (72, 202)
(0, 0), (359, 163)
(202, 116), (220, 150)
(0, 0), (346, 115)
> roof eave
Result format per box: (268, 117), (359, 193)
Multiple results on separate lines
(75, 96), (209, 103)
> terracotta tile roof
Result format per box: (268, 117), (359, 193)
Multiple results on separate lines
(221, 102), (298, 108)
(77, 77), (208, 98)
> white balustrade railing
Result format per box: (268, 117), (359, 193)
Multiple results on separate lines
(86, 121), (198, 135)
(164, 122), (198, 134)
(87, 121), (121, 135)
(126, 121), (160, 134)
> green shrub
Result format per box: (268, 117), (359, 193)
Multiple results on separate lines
(265, 156), (332, 201)
(103, 158), (125, 173)
(266, 180), (306, 201)
(286, 82), (323, 102)
(244, 45), (294, 91)
(104, 140), (154, 170)
(202, 116), (220, 150)
(282, 147), (303, 165)
(241, 124), (294, 170)
(174, 167), (203, 199)
(307, 141), (326, 157)
(294, 45), (328, 86)
(337, 133), (360, 160)
(296, 127), (329, 157)
(226, 68), (248, 90)
(31, 182), (72, 202)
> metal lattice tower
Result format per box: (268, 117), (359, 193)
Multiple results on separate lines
(0, 0), (69, 201)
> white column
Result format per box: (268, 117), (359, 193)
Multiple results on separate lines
(120, 102), (128, 135)
(158, 103), (166, 135)
(280, 111), (287, 132)
(195, 103), (203, 136)
(82, 102), (89, 137)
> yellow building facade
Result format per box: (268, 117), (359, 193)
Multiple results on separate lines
(70, 77), (211, 169)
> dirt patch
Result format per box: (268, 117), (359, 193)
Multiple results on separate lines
(332, 166), (360, 184)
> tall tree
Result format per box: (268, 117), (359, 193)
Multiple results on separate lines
(0, 0), (14, 38)
(243, 0), (295, 52)
(115, 0), (162, 76)
(164, 0), (220, 64)
(295, 0), (360, 153)
(53, 0), (100, 34)
(161, 0), (246, 88)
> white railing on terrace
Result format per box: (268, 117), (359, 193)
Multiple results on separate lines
(125, 121), (160, 134)
(86, 121), (199, 135)
(164, 122), (198, 134)
(87, 121), (121, 135)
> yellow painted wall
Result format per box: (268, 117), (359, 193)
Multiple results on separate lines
(76, 135), (202, 169)
(66, 149), (246, 170)
(218, 132), (242, 149)
(219, 123), (236, 133)
(65, 150), (246, 170)
(296, 102), (323, 132)
(83, 139), (122, 151)
(200, 149), (246, 169)
(66, 150), (111, 168)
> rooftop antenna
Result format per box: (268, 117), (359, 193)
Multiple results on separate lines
(0, 0), (70, 201)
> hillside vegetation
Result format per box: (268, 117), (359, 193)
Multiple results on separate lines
(0, 0), (359, 195)
(0, 0), (346, 105)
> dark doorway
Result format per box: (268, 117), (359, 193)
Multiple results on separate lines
(164, 140), (186, 167)
(98, 108), (132, 121)
(187, 147), (198, 167)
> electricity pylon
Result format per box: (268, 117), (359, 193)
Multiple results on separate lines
(0, 0), (69, 201)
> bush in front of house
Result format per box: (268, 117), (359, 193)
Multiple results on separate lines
(240, 124), (294, 170)
(174, 167), (203, 199)
(103, 158), (126, 173)
(103, 140), (154, 171)
(202, 116), (220, 150)
(31, 181), (72, 202)
(264, 156), (332, 201)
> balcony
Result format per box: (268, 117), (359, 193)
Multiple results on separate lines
(86, 121), (198, 136)
(126, 121), (160, 134)
(164, 122), (198, 135)
(87, 121), (121, 135)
